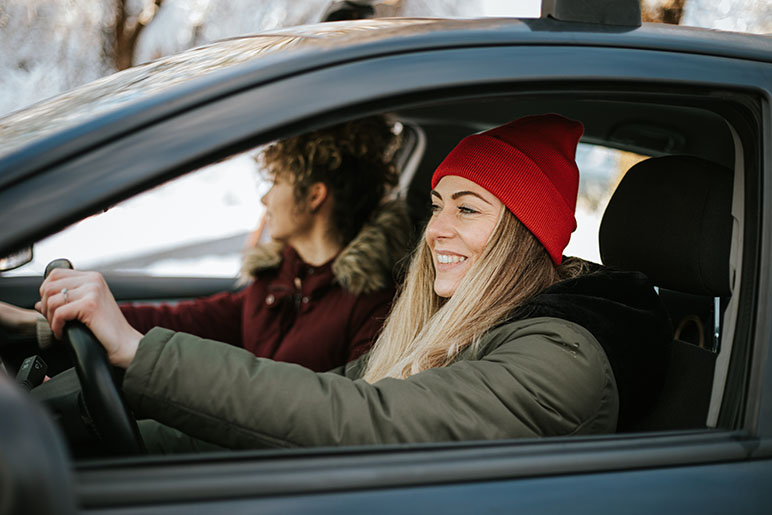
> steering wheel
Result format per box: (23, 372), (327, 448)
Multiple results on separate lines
(45, 259), (145, 455)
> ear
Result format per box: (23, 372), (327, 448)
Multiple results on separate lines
(307, 182), (329, 213)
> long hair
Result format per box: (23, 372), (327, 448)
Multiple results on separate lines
(362, 208), (585, 383)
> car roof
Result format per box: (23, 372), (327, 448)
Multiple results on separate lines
(0, 16), (769, 168)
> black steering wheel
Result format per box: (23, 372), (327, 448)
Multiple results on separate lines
(45, 259), (144, 455)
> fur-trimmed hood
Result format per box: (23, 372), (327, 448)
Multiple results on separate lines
(241, 200), (411, 295)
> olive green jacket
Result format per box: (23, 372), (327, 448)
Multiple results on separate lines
(123, 316), (618, 449)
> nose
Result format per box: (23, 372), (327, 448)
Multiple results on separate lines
(425, 207), (454, 242)
(261, 186), (272, 207)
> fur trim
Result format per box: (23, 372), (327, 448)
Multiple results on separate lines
(240, 239), (284, 279)
(242, 200), (411, 294)
(332, 199), (411, 294)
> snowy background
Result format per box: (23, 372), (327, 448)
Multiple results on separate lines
(1, 0), (769, 276)
(2, 0), (769, 123)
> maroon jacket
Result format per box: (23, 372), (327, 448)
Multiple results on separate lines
(120, 201), (410, 372)
(121, 248), (395, 371)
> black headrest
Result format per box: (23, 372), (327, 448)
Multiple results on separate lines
(599, 155), (733, 297)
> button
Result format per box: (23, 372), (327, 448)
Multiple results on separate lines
(266, 294), (275, 305)
(302, 297), (309, 304)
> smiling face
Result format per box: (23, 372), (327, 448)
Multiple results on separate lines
(426, 175), (504, 298)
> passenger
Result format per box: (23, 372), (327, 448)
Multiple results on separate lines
(36, 114), (671, 450)
(1, 116), (410, 372)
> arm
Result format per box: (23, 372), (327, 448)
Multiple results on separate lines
(123, 318), (618, 449)
(35, 271), (617, 448)
(23, 285), (246, 348)
(121, 290), (245, 346)
(0, 301), (42, 336)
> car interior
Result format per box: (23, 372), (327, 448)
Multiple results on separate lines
(0, 81), (760, 460)
(393, 89), (748, 434)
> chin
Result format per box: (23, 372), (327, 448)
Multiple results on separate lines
(433, 281), (457, 298)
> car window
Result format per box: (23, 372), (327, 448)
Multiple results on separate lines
(7, 151), (268, 278)
(8, 139), (637, 279)
(566, 143), (648, 262)
(7, 122), (420, 280)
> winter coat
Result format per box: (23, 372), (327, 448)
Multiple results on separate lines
(119, 200), (411, 372)
(122, 267), (671, 449)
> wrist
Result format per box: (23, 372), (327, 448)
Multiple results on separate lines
(18, 310), (43, 336)
(111, 329), (142, 369)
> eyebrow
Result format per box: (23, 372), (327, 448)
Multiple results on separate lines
(431, 190), (493, 205)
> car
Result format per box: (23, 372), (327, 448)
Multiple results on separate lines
(1, 1), (771, 513)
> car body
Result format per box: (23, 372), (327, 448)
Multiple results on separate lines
(1, 6), (771, 514)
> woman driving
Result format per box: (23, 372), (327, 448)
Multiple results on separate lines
(36, 114), (671, 449)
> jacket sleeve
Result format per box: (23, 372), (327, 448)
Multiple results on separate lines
(123, 318), (618, 450)
(121, 290), (245, 347)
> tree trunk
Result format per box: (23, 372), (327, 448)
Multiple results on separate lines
(114, 0), (164, 70)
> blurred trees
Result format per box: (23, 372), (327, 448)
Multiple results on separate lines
(1, 0), (769, 118)
(641, 0), (686, 24)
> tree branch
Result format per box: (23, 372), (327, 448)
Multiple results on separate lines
(115, 0), (164, 70)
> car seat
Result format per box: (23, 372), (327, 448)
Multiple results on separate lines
(599, 155), (733, 430)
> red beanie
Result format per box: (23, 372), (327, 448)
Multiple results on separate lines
(431, 114), (583, 265)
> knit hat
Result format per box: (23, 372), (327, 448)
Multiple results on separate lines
(431, 114), (583, 265)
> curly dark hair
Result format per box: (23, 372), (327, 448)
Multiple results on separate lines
(260, 116), (401, 245)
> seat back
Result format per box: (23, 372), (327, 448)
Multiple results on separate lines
(599, 155), (733, 430)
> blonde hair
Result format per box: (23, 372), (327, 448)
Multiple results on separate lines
(362, 208), (585, 383)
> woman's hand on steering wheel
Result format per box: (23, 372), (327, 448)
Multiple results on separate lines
(36, 269), (141, 369)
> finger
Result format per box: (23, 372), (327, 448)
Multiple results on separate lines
(45, 267), (76, 281)
(39, 271), (84, 319)
(39, 268), (77, 302)
(39, 284), (70, 321)
(39, 277), (62, 319)
(48, 297), (84, 340)
(40, 286), (80, 337)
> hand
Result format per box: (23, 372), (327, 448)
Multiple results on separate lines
(36, 269), (142, 368)
(0, 300), (42, 336)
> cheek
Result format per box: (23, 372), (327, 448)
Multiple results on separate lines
(275, 191), (298, 216)
(424, 227), (435, 249)
(466, 240), (487, 264)
(466, 220), (498, 262)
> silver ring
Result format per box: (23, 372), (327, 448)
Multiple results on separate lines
(61, 288), (69, 304)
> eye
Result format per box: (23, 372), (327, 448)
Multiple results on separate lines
(430, 202), (441, 213)
(459, 206), (479, 215)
